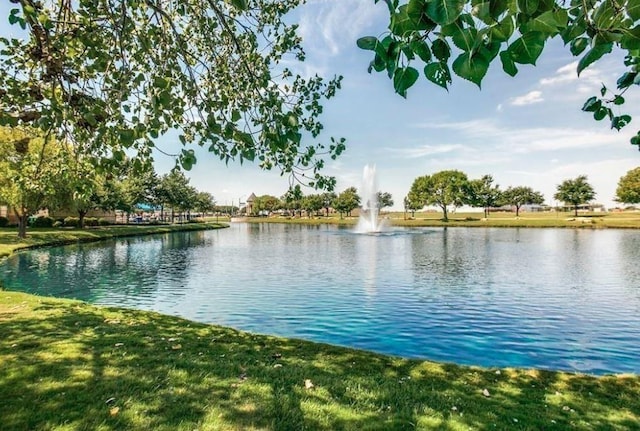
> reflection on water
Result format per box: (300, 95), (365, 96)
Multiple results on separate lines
(2, 225), (640, 375)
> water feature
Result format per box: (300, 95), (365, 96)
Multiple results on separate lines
(354, 164), (387, 233)
(2, 225), (640, 374)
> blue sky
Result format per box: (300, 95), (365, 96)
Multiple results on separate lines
(3, 0), (638, 210)
(160, 0), (639, 209)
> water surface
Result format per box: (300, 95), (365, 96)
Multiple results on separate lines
(2, 224), (639, 375)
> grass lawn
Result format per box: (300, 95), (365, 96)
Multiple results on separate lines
(1, 291), (638, 430)
(246, 211), (640, 229)
(0, 222), (228, 259)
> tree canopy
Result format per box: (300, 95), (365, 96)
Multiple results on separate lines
(502, 185), (545, 216)
(468, 174), (501, 218)
(358, 0), (640, 149)
(615, 167), (640, 204)
(554, 175), (596, 215)
(408, 170), (469, 221)
(1, 0), (344, 189)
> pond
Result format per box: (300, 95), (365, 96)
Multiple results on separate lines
(2, 223), (640, 375)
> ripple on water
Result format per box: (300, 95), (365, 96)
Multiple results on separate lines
(1, 225), (640, 374)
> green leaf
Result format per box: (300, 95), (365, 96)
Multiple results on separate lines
(368, 54), (386, 73)
(452, 52), (490, 87)
(357, 36), (378, 51)
(522, 10), (564, 35)
(581, 96), (601, 112)
(230, 0), (248, 11)
(425, 0), (465, 25)
(393, 67), (419, 97)
(491, 16), (515, 41)
(631, 133), (640, 146)
(407, 0), (437, 30)
(594, 106), (609, 121)
(614, 95), (625, 105)
(432, 39), (451, 61)
(499, 50), (518, 76)
(517, 0), (539, 15)
(629, 0), (640, 21)
(231, 110), (241, 122)
(508, 32), (546, 65)
(424, 62), (452, 90)
(577, 43), (613, 75)
(452, 26), (478, 52)
(471, 1), (491, 24)
(569, 37), (589, 56)
(410, 40), (432, 62)
(611, 115), (632, 130)
(489, 0), (509, 19)
(617, 72), (637, 89)
(600, 84), (607, 97)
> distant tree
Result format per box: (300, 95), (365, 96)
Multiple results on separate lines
(333, 187), (361, 218)
(194, 192), (216, 217)
(301, 194), (324, 218)
(616, 167), (640, 205)
(408, 170), (469, 221)
(468, 175), (502, 218)
(282, 185), (304, 217)
(321, 192), (337, 217)
(502, 186), (545, 217)
(554, 175), (596, 216)
(403, 195), (421, 219)
(376, 191), (394, 212)
(157, 171), (193, 222)
(0, 127), (65, 238)
(253, 195), (281, 215)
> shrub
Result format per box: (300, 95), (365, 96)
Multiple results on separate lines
(0, 216), (8, 227)
(84, 217), (99, 227)
(98, 218), (110, 226)
(63, 217), (79, 228)
(53, 221), (63, 228)
(31, 216), (54, 228)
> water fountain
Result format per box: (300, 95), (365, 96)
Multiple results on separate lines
(354, 164), (387, 233)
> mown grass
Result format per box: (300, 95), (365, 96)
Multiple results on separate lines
(0, 223), (228, 259)
(247, 211), (640, 229)
(1, 291), (638, 431)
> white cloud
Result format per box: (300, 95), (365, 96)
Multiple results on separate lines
(510, 90), (544, 106)
(391, 144), (464, 158)
(298, 0), (385, 57)
(539, 61), (603, 91)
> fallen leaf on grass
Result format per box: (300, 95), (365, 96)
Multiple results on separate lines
(171, 344), (182, 350)
(482, 388), (490, 397)
(109, 407), (120, 416)
(304, 379), (314, 390)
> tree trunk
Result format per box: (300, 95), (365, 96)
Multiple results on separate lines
(78, 210), (87, 229)
(574, 205), (578, 216)
(515, 205), (521, 217)
(17, 213), (28, 239)
(441, 205), (448, 222)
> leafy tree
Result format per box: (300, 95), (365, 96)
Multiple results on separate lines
(333, 187), (361, 218)
(554, 175), (596, 216)
(408, 170), (469, 221)
(616, 167), (640, 204)
(404, 195), (422, 218)
(468, 175), (502, 218)
(358, 0), (640, 149)
(321, 191), (337, 217)
(253, 195), (282, 215)
(301, 194), (324, 218)
(502, 186), (545, 216)
(1, 0), (344, 188)
(157, 171), (193, 222)
(0, 127), (65, 238)
(282, 185), (304, 217)
(194, 192), (216, 217)
(376, 191), (394, 211)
